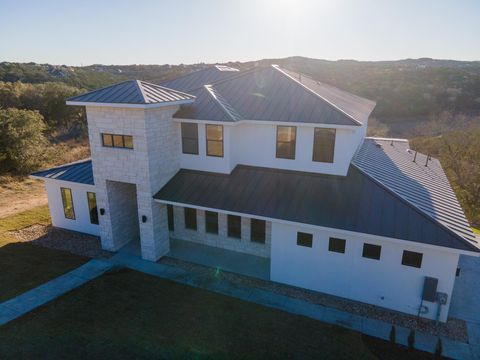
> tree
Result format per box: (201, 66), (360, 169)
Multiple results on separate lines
(0, 108), (48, 173)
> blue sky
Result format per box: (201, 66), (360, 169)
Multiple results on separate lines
(1, 0), (479, 65)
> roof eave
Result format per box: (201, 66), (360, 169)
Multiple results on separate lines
(66, 99), (195, 109)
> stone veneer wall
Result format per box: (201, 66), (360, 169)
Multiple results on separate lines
(170, 205), (271, 258)
(86, 106), (180, 260)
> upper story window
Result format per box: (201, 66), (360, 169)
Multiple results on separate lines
(276, 126), (296, 159)
(86, 192), (98, 225)
(206, 124), (223, 157)
(181, 123), (199, 155)
(313, 128), (336, 163)
(60, 187), (75, 220)
(402, 250), (423, 268)
(362, 243), (381, 260)
(297, 232), (313, 247)
(328, 237), (345, 253)
(102, 133), (133, 149)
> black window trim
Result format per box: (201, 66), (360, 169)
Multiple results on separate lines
(296, 232), (313, 248)
(227, 214), (242, 239)
(276, 125), (297, 160)
(362, 243), (382, 260)
(205, 124), (224, 158)
(184, 207), (197, 230)
(60, 187), (76, 220)
(205, 211), (219, 235)
(101, 133), (134, 149)
(401, 250), (423, 268)
(312, 127), (336, 163)
(86, 191), (99, 225)
(328, 237), (346, 254)
(250, 218), (266, 243)
(167, 204), (174, 231)
(181, 122), (199, 155)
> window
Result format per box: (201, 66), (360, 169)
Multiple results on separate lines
(402, 250), (423, 268)
(206, 124), (223, 157)
(313, 128), (336, 163)
(362, 243), (381, 260)
(205, 211), (219, 234)
(328, 237), (345, 253)
(251, 219), (266, 243)
(297, 232), (313, 247)
(276, 126), (296, 159)
(86, 192), (98, 225)
(228, 215), (241, 238)
(167, 204), (174, 231)
(60, 187), (75, 220)
(101, 133), (134, 149)
(184, 208), (197, 230)
(181, 123), (199, 154)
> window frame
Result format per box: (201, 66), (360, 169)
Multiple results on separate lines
(328, 237), (346, 254)
(297, 232), (313, 248)
(227, 214), (241, 239)
(60, 187), (75, 220)
(184, 207), (197, 230)
(181, 122), (199, 155)
(205, 124), (224, 157)
(250, 219), (266, 243)
(276, 126), (297, 160)
(101, 133), (133, 149)
(205, 211), (219, 234)
(312, 128), (336, 163)
(362, 243), (382, 260)
(167, 204), (174, 231)
(401, 250), (423, 268)
(86, 192), (98, 225)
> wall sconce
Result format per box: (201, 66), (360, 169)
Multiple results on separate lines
(100, 208), (105, 215)
(142, 215), (147, 223)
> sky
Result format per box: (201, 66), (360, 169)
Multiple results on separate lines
(1, 0), (479, 66)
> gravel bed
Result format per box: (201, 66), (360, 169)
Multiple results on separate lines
(8, 224), (114, 259)
(160, 256), (467, 342)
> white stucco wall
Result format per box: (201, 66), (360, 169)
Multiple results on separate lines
(270, 222), (460, 322)
(178, 120), (365, 176)
(44, 180), (100, 236)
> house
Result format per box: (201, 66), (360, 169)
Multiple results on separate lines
(32, 64), (479, 322)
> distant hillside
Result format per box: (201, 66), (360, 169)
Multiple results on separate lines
(2, 57), (480, 120)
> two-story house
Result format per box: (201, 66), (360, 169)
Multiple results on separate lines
(32, 64), (479, 322)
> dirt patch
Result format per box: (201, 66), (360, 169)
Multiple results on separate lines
(0, 178), (47, 218)
(7, 224), (113, 259)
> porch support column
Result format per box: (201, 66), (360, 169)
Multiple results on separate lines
(138, 196), (170, 261)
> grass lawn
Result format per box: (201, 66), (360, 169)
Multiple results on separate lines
(0, 269), (434, 359)
(0, 205), (88, 302)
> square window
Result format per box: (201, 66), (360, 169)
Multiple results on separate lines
(184, 207), (197, 230)
(228, 215), (241, 238)
(251, 219), (266, 243)
(297, 232), (312, 247)
(205, 211), (219, 234)
(401, 250), (423, 268)
(328, 237), (346, 253)
(362, 243), (381, 260)
(102, 133), (113, 147)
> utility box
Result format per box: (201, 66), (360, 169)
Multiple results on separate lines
(422, 277), (438, 302)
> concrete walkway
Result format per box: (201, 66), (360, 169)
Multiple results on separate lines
(0, 259), (112, 326)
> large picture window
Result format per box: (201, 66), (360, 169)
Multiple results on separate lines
(276, 126), (296, 159)
(86, 192), (98, 225)
(102, 133), (133, 149)
(181, 123), (199, 154)
(313, 128), (336, 163)
(206, 124), (223, 157)
(60, 187), (75, 220)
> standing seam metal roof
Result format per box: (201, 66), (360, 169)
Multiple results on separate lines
(31, 159), (94, 185)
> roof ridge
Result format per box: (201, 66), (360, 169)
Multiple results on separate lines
(204, 85), (242, 121)
(136, 80), (148, 102)
(352, 159), (478, 251)
(66, 80), (133, 101)
(272, 65), (363, 126)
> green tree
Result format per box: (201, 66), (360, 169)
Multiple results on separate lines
(0, 108), (48, 173)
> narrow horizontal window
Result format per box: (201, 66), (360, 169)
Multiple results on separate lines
(181, 123), (199, 154)
(328, 237), (345, 253)
(228, 215), (241, 238)
(276, 126), (296, 159)
(205, 211), (219, 234)
(101, 133), (134, 149)
(297, 232), (312, 247)
(86, 192), (98, 225)
(251, 219), (266, 243)
(184, 207), (197, 230)
(167, 204), (174, 231)
(60, 187), (75, 220)
(313, 128), (336, 163)
(206, 124), (223, 157)
(362, 243), (381, 260)
(402, 250), (423, 268)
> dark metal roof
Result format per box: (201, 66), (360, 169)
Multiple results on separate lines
(161, 67), (241, 93)
(154, 165), (479, 253)
(67, 80), (195, 105)
(352, 138), (477, 245)
(31, 159), (94, 185)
